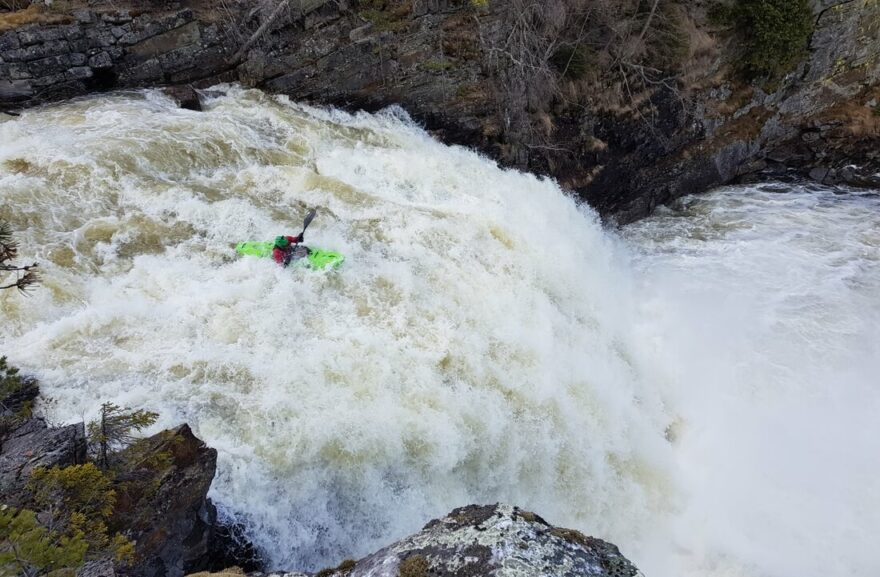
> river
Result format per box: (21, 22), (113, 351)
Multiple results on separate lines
(1, 87), (877, 577)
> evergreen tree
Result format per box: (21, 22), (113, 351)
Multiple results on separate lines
(87, 403), (159, 469)
(0, 505), (87, 577)
(0, 221), (38, 293)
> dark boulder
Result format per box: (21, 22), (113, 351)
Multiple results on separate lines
(110, 424), (218, 577)
(0, 417), (87, 508)
(162, 84), (202, 111)
(0, 79), (34, 103)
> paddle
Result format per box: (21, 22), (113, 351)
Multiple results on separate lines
(299, 208), (317, 239)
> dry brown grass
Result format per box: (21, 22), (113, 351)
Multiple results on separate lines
(398, 555), (429, 577)
(0, 4), (73, 32)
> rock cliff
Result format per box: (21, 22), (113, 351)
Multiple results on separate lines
(1, 0), (878, 221)
(0, 380), (252, 577)
(0, 6), (231, 104)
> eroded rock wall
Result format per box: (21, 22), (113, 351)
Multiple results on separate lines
(0, 7), (232, 105)
(2, 0), (878, 222)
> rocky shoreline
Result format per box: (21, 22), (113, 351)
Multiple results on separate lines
(0, 377), (258, 576)
(0, 375), (642, 577)
(2, 0), (878, 224)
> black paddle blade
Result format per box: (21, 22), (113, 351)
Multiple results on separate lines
(301, 208), (317, 234)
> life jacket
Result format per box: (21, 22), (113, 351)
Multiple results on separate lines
(272, 235), (303, 265)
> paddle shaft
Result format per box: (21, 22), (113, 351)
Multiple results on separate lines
(300, 208), (317, 238)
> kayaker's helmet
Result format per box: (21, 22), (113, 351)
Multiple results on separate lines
(274, 236), (289, 249)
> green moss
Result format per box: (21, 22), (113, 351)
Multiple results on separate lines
(421, 60), (454, 73)
(358, 0), (411, 32)
(515, 509), (538, 523)
(398, 555), (429, 577)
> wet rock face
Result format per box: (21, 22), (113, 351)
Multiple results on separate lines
(0, 418), (87, 507)
(111, 424), (220, 577)
(2, 1), (877, 221)
(0, 8), (231, 109)
(163, 84), (202, 111)
(310, 504), (642, 577)
(0, 396), (252, 577)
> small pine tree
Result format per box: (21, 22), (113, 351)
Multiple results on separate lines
(0, 357), (38, 436)
(0, 221), (38, 293)
(27, 464), (116, 552)
(25, 465), (136, 567)
(87, 403), (159, 469)
(0, 356), (31, 405)
(0, 504), (88, 577)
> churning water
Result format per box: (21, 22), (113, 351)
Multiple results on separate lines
(0, 87), (877, 577)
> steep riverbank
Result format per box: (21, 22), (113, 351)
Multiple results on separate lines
(2, 0), (878, 222)
(1, 378), (642, 577)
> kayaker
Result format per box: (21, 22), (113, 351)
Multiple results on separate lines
(272, 234), (304, 266)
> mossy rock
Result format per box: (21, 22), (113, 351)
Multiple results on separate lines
(316, 558), (356, 577)
(398, 554), (429, 577)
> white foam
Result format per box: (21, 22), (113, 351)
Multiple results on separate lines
(1, 89), (877, 577)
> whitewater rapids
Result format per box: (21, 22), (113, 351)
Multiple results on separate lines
(0, 87), (877, 577)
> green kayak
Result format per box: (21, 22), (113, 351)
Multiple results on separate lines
(235, 241), (345, 270)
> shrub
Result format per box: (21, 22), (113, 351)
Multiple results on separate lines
(26, 464), (134, 563)
(716, 0), (815, 81)
(0, 357), (38, 437)
(27, 464), (115, 551)
(0, 356), (30, 406)
(398, 555), (429, 577)
(644, 2), (691, 72)
(0, 505), (88, 577)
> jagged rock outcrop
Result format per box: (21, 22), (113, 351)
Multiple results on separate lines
(0, 379), (253, 577)
(0, 7), (232, 107)
(242, 504), (641, 577)
(345, 504), (641, 577)
(234, 0), (880, 222)
(0, 400), (87, 507)
(110, 424), (220, 577)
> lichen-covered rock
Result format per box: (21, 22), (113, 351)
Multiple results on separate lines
(303, 504), (642, 577)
